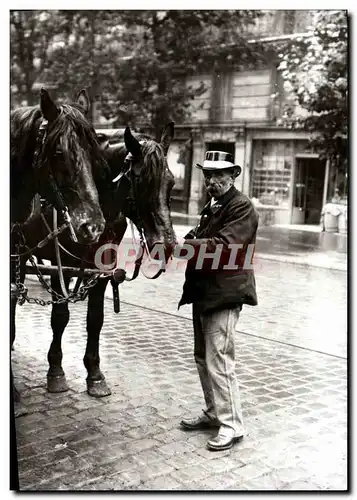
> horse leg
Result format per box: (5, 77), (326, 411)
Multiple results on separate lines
(47, 274), (71, 393)
(84, 278), (111, 397)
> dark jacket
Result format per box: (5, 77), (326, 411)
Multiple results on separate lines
(178, 186), (259, 313)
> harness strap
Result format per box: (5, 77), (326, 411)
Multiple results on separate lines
(11, 218), (69, 258)
(111, 279), (120, 313)
(125, 219), (165, 280)
(42, 217), (92, 265)
(33, 118), (77, 241)
(53, 208), (69, 298)
(72, 260), (85, 295)
(32, 119), (48, 171)
(123, 220), (145, 281)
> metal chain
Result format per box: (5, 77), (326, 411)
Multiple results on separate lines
(12, 230), (102, 307)
(13, 241), (28, 306)
(22, 255), (101, 306)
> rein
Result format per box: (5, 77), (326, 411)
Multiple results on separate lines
(11, 214), (71, 258)
(126, 219), (164, 281)
(117, 153), (165, 281)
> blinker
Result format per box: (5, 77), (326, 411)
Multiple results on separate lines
(112, 151), (134, 183)
(112, 171), (124, 183)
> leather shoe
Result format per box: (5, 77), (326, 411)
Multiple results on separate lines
(180, 414), (219, 431)
(207, 427), (244, 451)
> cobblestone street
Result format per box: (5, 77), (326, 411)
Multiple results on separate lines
(13, 255), (347, 491)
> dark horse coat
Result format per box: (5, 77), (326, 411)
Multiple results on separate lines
(178, 186), (259, 313)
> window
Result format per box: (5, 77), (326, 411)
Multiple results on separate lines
(210, 72), (232, 122)
(283, 11), (296, 34)
(251, 140), (293, 208)
(167, 143), (186, 191)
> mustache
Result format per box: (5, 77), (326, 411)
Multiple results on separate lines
(206, 181), (222, 186)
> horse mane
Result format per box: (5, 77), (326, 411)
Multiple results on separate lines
(11, 103), (109, 184)
(11, 107), (42, 167)
(43, 103), (109, 181)
(139, 137), (166, 203)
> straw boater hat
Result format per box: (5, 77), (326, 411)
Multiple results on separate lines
(196, 151), (242, 176)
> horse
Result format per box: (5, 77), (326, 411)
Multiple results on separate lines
(16, 123), (177, 397)
(11, 89), (108, 402)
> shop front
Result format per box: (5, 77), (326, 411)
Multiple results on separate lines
(248, 130), (341, 227)
(250, 138), (294, 225)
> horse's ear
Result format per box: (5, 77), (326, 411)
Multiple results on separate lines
(96, 132), (110, 150)
(124, 126), (142, 158)
(76, 89), (90, 115)
(40, 88), (60, 122)
(160, 122), (174, 155)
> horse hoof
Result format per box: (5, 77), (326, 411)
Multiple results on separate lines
(87, 379), (112, 398)
(47, 375), (69, 393)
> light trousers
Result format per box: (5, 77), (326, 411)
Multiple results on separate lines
(192, 303), (245, 437)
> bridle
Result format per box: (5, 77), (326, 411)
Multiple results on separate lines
(32, 113), (78, 243)
(112, 151), (166, 280)
(11, 114), (86, 301)
(11, 114), (82, 254)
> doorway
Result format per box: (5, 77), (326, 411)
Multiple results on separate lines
(293, 157), (326, 224)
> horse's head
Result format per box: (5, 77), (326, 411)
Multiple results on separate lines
(38, 89), (106, 244)
(122, 124), (177, 261)
(100, 124), (177, 261)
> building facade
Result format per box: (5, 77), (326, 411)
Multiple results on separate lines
(164, 11), (347, 225)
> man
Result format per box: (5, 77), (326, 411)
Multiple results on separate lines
(178, 151), (259, 451)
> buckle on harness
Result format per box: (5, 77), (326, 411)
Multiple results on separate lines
(61, 207), (78, 243)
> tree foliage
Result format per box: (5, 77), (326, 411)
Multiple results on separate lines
(10, 10), (69, 106)
(277, 10), (348, 166)
(10, 10), (264, 138)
